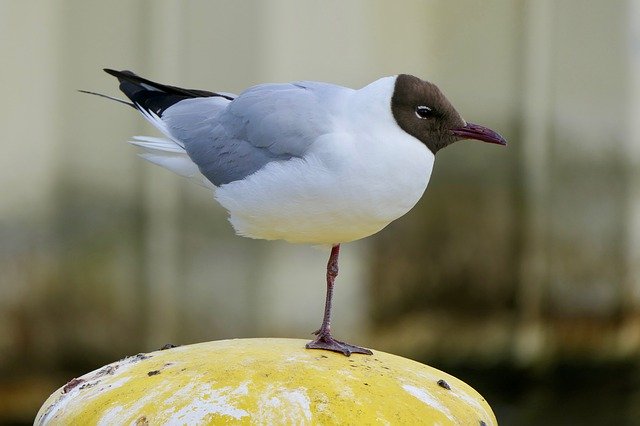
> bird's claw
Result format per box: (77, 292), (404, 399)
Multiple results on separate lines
(306, 333), (373, 356)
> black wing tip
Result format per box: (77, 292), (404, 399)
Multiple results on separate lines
(103, 68), (138, 80)
(101, 67), (232, 113)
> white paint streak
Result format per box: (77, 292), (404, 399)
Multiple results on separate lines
(256, 385), (312, 424)
(98, 380), (169, 426)
(402, 384), (454, 421)
(37, 375), (133, 425)
(36, 354), (152, 425)
(97, 406), (123, 426)
(449, 385), (493, 424)
(375, 414), (391, 425)
(163, 381), (250, 422)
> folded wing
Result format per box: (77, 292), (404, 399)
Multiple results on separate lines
(105, 69), (349, 187)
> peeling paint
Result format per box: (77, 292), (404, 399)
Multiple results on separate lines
(97, 380), (167, 426)
(163, 381), (250, 422)
(257, 385), (312, 424)
(402, 384), (454, 421)
(35, 338), (497, 425)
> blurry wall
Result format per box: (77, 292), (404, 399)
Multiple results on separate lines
(372, 0), (640, 365)
(1, 0), (639, 424)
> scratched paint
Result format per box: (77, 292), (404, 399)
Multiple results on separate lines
(35, 338), (497, 425)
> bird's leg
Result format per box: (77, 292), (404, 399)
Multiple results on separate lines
(313, 244), (340, 337)
(306, 244), (373, 356)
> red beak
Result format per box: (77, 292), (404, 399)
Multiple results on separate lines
(451, 122), (507, 146)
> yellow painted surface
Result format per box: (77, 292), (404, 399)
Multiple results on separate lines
(35, 338), (496, 425)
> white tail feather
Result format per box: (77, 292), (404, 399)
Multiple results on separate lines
(130, 136), (214, 189)
(130, 136), (186, 153)
(130, 104), (215, 189)
(135, 103), (177, 143)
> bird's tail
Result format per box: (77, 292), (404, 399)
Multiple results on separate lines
(81, 69), (227, 189)
(127, 135), (213, 189)
(103, 68), (234, 117)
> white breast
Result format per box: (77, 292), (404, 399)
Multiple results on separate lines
(214, 77), (435, 244)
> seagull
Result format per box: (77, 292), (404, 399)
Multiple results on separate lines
(85, 69), (506, 356)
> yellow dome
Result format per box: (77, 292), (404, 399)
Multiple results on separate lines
(35, 338), (496, 425)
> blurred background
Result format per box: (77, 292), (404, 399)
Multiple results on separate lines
(1, 0), (639, 424)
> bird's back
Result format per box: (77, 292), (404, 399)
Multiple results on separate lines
(162, 81), (352, 186)
(105, 69), (353, 187)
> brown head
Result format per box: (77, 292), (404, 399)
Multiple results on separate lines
(391, 74), (506, 154)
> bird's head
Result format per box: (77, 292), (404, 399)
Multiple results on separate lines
(391, 74), (507, 154)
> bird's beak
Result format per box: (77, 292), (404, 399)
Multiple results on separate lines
(450, 122), (507, 146)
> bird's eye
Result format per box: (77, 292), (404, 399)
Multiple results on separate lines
(415, 106), (433, 119)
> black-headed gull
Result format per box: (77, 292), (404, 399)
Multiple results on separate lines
(87, 69), (506, 356)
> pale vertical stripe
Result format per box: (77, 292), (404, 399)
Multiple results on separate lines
(255, 242), (370, 340)
(258, 0), (372, 84)
(515, 0), (554, 363)
(623, 0), (640, 311)
(0, 2), (59, 219)
(0, 1), (61, 362)
(142, 0), (185, 346)
(250, 0), (379, 337)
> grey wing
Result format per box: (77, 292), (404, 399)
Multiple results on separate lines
(161, 81), (350, 186)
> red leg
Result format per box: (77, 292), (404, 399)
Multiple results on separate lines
(305, 244), (373, 356)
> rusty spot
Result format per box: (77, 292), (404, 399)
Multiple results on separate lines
(147, 370), (161, 376)
(437, 379), (451, 390)
(160, 343), (178, 350)
(63, 378), (85, 393)
(134, 353), (150, 361)
(135, 415), (149, 425)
